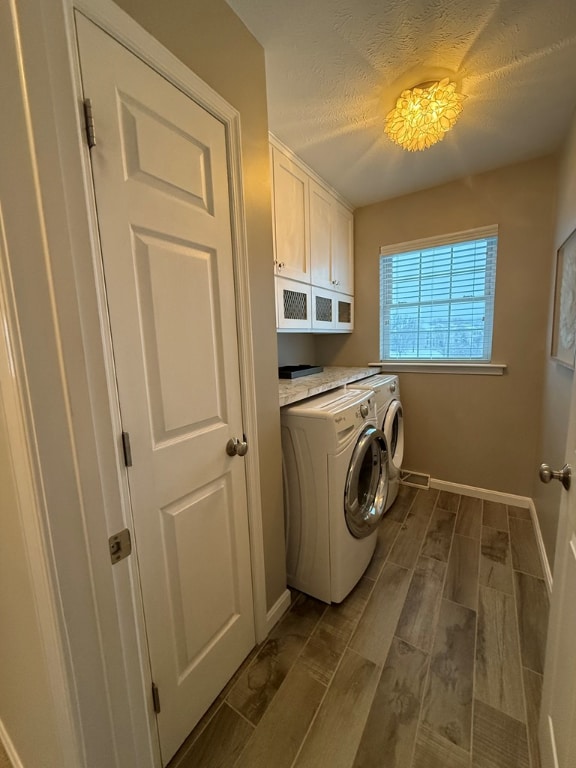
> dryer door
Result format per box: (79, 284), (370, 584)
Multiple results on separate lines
(383, 399), (404, 472)
(344, 426), (389, 538)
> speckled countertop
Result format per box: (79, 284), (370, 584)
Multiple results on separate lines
(279, 366), (380, 407)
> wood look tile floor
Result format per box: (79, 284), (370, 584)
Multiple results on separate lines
(169, 486), (550, 768)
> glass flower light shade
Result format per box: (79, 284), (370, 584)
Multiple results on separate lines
(385, 78), (466, 151)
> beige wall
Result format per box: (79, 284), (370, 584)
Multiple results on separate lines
(278, 333), (317, 366)
(316, 156), (558, 497)
(532, 113), (576, 567)
(115, 0), (286, 609)
(0, 398), (64, 767)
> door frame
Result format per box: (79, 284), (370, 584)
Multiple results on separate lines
(17, 0), (269, 765)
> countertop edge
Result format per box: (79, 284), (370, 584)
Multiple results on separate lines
(279, 366), (381, 407)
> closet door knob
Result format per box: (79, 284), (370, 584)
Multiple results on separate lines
(539, 463), (571, 490)
(226, 437), (248, 457)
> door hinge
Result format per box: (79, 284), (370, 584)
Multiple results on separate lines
(152, 682), (161, 714)
(121, 431), (133, 467)
(83, 98), (96, 148)
(108, 528), (132, 564)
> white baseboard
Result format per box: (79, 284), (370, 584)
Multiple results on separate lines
(528, 499), (553, 595)
(429, 478), (553, 593)
(264, 588), (291, 636)
(430, 477), (531, 507)
(0, 718), (24, 768)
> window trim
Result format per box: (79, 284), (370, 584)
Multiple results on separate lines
(379, 225), (499, 364)
(370, 361), (506, 375)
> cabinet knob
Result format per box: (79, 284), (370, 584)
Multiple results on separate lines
(332, 279), (340, 286)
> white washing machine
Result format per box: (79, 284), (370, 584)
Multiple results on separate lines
(281, 387), (389, 604)
(354, 374), (404, 511)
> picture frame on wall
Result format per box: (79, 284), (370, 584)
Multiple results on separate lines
(551, 227), (576, 370)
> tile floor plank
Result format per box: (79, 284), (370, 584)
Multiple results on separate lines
(352, 637), (429, 768)
(299, 577), (373, 685)
(402, 490), (439, 539)
(172, 703), (253, 768)
(388, 528), (424, 569)
(226, 594), (325, 724)
(455, 496), (482, 540)
(472, 699), (530, 768)
(508, 505), (532, 521)
(514, 572), (549, 674)
(483, 501), (509, 531)
(479, 527), (514, 595)
(412, 725), (471, 768)
(509, 518), (544, 578)
(437, 491), (461, 513)
(475, 587), (525, 721)
(364, 518), (402, 580)
(523, 667), (543, 768)
(396, 557), (446, 652)
(232, 664), (325, 768)
(293, 649), (380, 768)
(386, 484), (419, 523)
(422, 599), (476, 751)
(444, 534), (480, 610)
(421, 509), (457, 562)
(349, 562), (412, 665)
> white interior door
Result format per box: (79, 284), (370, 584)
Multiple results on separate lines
(76, 14), (255, 765)
(539, 365), (576, 767)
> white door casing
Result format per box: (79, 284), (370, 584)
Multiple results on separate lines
(76, 13), (256, 764)
(539, 363), (576, 767)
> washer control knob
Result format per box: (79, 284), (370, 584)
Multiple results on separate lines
(360, 403), (369, 418)
(390, 382), (396, 393)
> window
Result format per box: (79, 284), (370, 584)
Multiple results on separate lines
(379, 227), (498, 362)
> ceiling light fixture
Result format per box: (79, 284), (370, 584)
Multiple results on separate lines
(384, 78), (466, 152)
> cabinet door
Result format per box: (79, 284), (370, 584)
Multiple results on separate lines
(332, 201), (354, 295)
(276, 277), (312, 331)
(310, 180), (354, 295)
(310, 180), (333, 289)
(271, 148), (310, 282)
(311, 286), (335, 331)
(311, 287), (354, 333)
(334, 292), (354, 331)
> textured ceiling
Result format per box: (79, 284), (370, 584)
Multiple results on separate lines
(226, 0), (576, 207)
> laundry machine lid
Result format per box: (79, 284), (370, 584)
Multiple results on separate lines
(281, 386), (372, 418)
(344, 425), (389, 538)
(356, 374), (398, 391)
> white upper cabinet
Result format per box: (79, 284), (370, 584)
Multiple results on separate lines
(270, 138), (354, 332)
(271, 147), (311, 282)
(331, 199), (354, 295)
(310, 180), (353, 295)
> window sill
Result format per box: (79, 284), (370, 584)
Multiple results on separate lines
(369, 362), (507, 376)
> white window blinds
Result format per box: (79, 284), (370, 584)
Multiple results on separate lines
(379, 228), (498, 361)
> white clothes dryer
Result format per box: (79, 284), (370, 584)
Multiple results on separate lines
(354, 375), (404, 512)
(281, 388), (389, 604)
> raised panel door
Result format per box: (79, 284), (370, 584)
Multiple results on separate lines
(332, 201), (354, 295)
(77, 15), (255, 764)
(272, 147), (310, 282)
(310, 180), (333, 289)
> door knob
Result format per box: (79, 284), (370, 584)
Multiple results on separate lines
(539, 463), (571, 490)
(226, 437), (248, 457)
